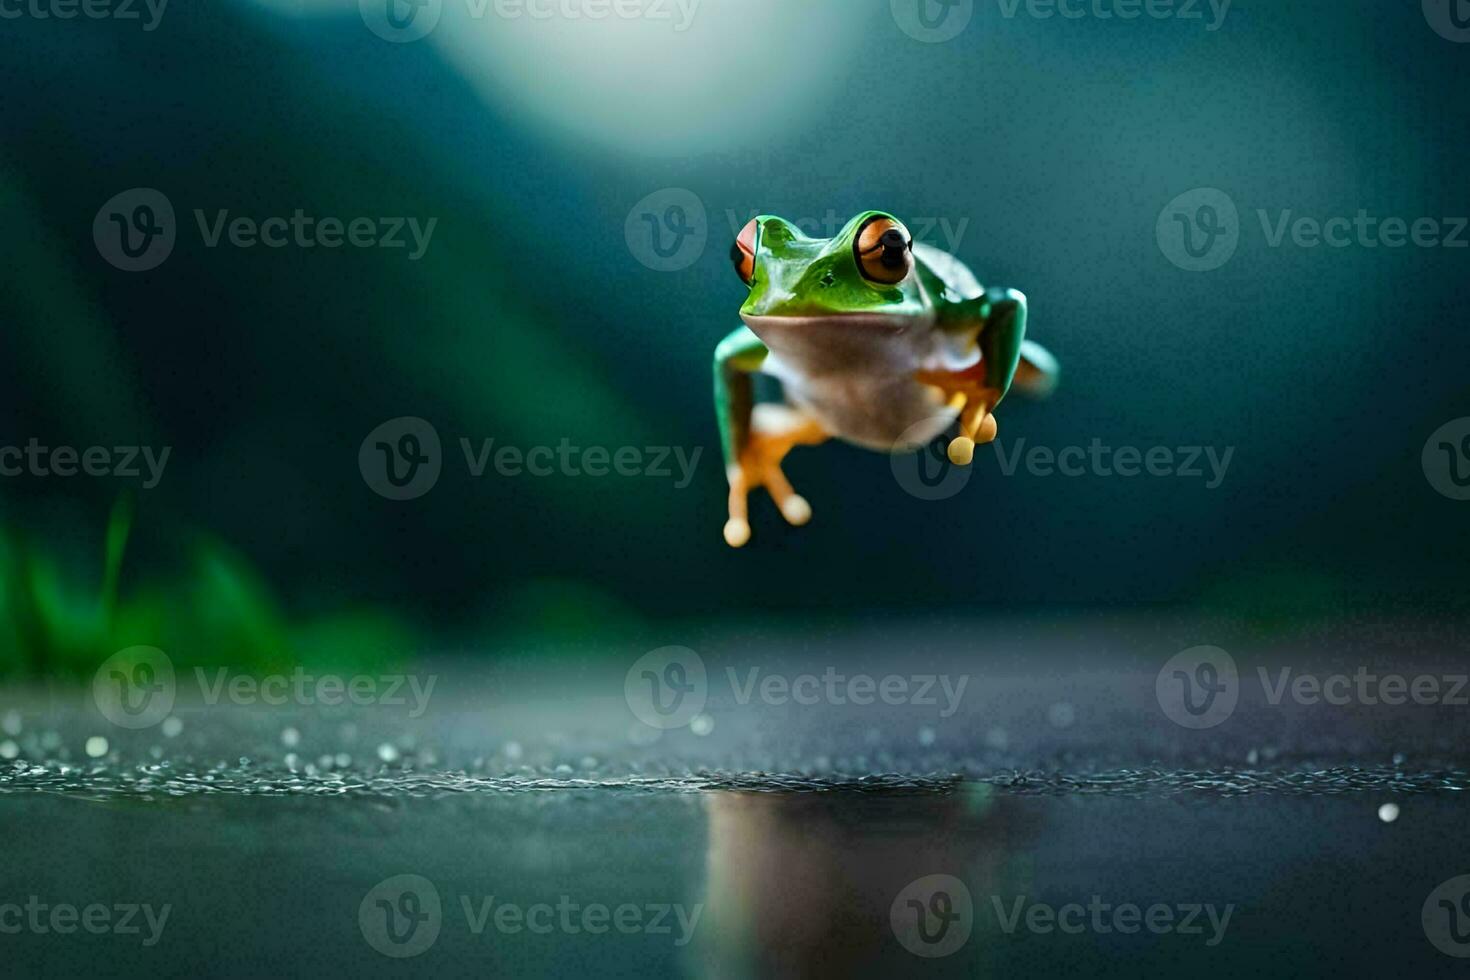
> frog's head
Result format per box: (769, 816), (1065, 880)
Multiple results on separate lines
(731, 211), (931, 326)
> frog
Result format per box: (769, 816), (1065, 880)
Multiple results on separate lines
(714, 210), (1058, 547)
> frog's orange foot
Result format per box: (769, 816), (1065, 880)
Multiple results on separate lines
(724, 406), (826, 548)
(917, 375), (1002, 468)
(947, 403), (999, 466)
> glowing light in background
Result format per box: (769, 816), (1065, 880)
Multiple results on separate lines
(251, 0), (868, 154)
(432, 0), (868, 153)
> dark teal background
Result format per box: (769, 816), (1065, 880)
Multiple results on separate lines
(2, 0), (1467, 671)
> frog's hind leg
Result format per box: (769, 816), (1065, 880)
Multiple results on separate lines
(724, 404), (828, 547)
(753, 402), (825, 505)
(715, 326), (829, 547)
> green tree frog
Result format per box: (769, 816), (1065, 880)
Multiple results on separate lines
(714, 211), (1058, 548)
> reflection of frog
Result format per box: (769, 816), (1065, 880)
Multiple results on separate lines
(714, 211), (1058, 547)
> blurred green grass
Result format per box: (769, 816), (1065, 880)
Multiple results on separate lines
(0, 496), (415, 679)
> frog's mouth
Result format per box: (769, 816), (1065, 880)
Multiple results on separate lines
(740, 312), (920, 337)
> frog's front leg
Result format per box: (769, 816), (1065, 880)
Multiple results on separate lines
(714, 325), (828, 548)
(919, 286), (1030, 465)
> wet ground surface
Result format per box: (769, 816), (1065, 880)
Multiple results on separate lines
(3, 617), (1470, 976)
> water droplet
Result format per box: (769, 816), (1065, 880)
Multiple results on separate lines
(918, 726), (937, 747)
(281, 727), (301, 748)
(377, 743), (400, 764)
(0, 740), (18, 760)
(334, 753), (352, 768)
(2, 710), (21, 736)
(1377, 803), (1399, 823)
(1246, 749), (1259, 765)
(161, 717), (183, 738)
(503, 741), (523, 760)
(85, 736), (109, 758)
(690, 714), (714, 736)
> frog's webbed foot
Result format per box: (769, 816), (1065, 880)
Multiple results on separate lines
(724, 405), (827, 548)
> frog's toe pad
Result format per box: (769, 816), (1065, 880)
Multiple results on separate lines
(723, 518), (751, 548)
(947, 437), (975, 467)
(780, 495), (812, 527)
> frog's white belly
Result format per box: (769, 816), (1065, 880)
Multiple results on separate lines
(743, 314), (958, 452)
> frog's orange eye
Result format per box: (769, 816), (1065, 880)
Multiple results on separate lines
(731, 219), (757, 286)
(855, 216), (913, 285)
